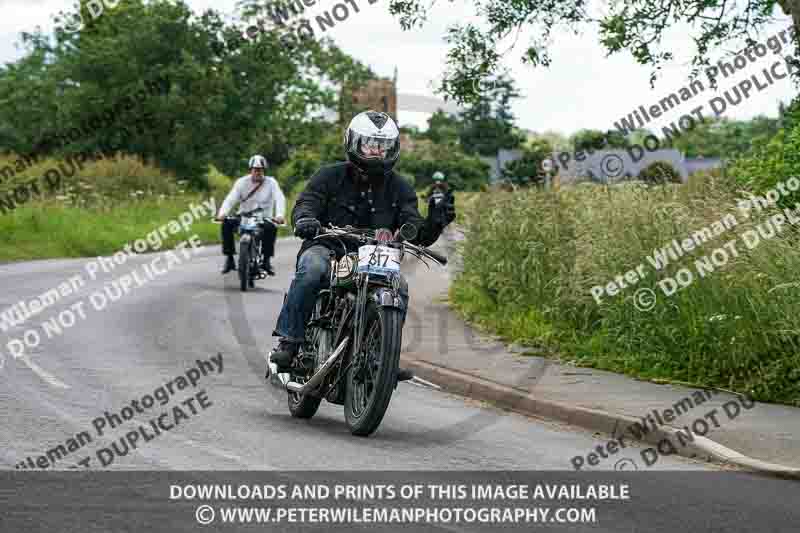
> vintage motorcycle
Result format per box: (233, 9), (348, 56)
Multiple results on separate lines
(226, 208), (280, 292)
(267, 223), (447, 436)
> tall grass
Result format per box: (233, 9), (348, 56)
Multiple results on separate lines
(451, 173), (800, 405)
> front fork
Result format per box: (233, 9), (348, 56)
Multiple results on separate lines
(239, 232), (263, 276)
(351, 273), (405, 379)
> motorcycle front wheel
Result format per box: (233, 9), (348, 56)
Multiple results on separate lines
(344, 299), (402, 436)
(238, 238), (250, 292)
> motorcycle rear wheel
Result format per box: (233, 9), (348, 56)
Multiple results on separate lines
(287, 300), (329, 419)
(344, 300), (402, 436)
(287, 373), (323, 418)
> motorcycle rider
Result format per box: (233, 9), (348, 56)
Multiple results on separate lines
(269, 110), (456, 381)
(216, 155), (286, 276)
(426, 171), (455, 221)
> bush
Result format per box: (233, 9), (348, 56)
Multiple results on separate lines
(451, 173), (800, 406)
(290, 179), (308, 197)
(728, 119), (800, 209)
(0, 152), (181, 210)
(395, 146), (489, 191)
(500, 139), (553, 187)
(204, 164), (234, 196)
(275, 132), (344, 192)
(637, 161), (682, 184)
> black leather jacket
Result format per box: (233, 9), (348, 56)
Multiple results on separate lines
(292, 162), (446, 258)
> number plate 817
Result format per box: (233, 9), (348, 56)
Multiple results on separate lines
(357, 245), (400, 274)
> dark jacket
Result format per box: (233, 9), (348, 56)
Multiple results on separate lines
(292, 162), (445, 258)
(426, 184), (455, 209)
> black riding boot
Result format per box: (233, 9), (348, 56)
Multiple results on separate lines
(396, 368), (414, 381)
(262, 258), (275, 276)
(271, 339), (299, 371)
(221, 255), (236, 274)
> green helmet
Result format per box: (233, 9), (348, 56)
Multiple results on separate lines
(432, 171), (445, 182)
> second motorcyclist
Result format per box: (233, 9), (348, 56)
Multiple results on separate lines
(217, 155), (286, 276)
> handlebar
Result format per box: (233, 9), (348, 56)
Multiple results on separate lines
(424, 248), (448, 265)
(314, 225), (448, 267)
(215, 209), (285, 226)
(238, 208), (264, 218)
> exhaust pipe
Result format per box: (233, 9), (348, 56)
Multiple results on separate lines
(286, 336), (350, 395)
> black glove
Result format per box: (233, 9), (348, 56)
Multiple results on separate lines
(428, 197), (456, 227)
(294, 217), (321, 239)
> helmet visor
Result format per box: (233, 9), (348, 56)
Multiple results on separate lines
(348, 131), (399, 162)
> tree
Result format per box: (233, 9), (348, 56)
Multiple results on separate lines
(526, 130), (570, 151)
(569, 129), (630, 152)
(0, 0), (371, 183)
(728, 117), (800, 208)
(275, 130), (344, 191)
(395, 141), (490, 191)
(665, 116), (780, 158)
(424, 110), (463, 146)
(388, 0), (799, 103)
(458, 74), (524, 156)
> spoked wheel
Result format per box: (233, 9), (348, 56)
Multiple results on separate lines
(238, 240), (250, 292)
(287, 300), (329, 419)
(345, 300), (403, 436)
(287, 373), (322, 418)
(250, 241), (261, 288)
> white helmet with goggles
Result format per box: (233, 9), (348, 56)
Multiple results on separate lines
(344, 110), (400, 176)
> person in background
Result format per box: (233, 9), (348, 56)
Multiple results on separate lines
(216, 155), (286, 276)
(426, 171), (455, 226)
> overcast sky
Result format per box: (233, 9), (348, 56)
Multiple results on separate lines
(1, 0), (796, 135)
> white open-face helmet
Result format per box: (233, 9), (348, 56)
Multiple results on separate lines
(249, 154), (268, 170)
(344, 110), (400, 176)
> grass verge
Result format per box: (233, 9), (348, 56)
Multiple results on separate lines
(450, 174), (800, 406)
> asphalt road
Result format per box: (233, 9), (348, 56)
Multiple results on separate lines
(0, 237), (798, 532)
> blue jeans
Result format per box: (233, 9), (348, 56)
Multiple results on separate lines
(274, 245), (409, 343)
